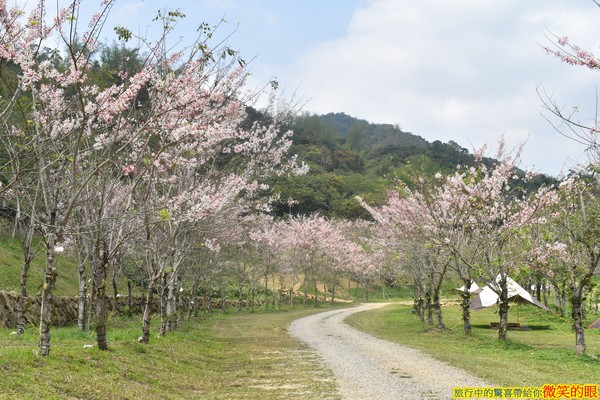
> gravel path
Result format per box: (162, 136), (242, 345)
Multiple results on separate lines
(289, 303), (492, 400)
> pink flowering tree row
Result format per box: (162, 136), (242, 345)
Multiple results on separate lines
(360, 140), (559, 340)
(0, 0), (305, 355)
(527, 178), (600, 355)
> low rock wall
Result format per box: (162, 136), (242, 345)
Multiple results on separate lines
(0, 290), (265, 329)
(0, 291), (150, 328)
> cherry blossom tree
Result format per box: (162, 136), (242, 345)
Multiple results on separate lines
(358, 184), (451, 328)
(439, 142), (557, 340)
(360, 140), (558, 338)
(540, 6), (600, 166)
(529, 178), (600, 355)
(0, 0), (306, 355)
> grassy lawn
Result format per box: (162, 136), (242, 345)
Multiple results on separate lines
(0, 237), (79, 295)
(0, 307), (341, 400)
(345, 302), (600, 387)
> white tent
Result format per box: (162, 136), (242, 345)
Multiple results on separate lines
(470, 275), (550, 312)
(454, 281), (483, 294)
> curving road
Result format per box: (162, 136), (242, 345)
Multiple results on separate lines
(289, 303), (492, 400)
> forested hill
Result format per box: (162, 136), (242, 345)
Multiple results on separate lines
(267, 111), (556, 219)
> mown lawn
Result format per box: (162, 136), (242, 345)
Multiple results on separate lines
(0, 308), (341, 400)
(345, 302), (600, 387)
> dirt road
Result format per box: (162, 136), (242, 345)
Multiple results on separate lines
(289, 303), (491, 400)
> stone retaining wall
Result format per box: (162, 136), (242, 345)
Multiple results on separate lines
(0, 290), (265, 329)
(0, 291), (150, 328)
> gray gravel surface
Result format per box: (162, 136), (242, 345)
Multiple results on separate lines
(289, 303), (492, 400)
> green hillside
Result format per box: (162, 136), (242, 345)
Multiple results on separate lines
(0, 234), (79, 296)
(269, 112), (556, 218)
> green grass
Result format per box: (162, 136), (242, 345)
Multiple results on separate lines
(345, 303), (600, 386)
(0, 236), (80, 296)
(0, 307), (341, 400)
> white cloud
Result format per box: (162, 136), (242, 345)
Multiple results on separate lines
(269, 0), (600, 176)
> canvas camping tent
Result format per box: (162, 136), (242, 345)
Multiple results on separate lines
(470, 275), (550, 312)
(589, 318), (600, 329)
(454, 281), (483, 294)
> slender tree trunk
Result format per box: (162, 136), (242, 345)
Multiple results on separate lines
(572, 293), (586, 355)
(176, 274), (183, 328)
(303, 273), (308, 307)
(111, 259), (120, 313)
(331, 272), (336, 304)
(220, 281), (226, 312)
(425, 289), (433, 326)
(237, 281), (243, 312)
(77, 272), (87, 331)
(165, 272), (176, 333)
(433, 263), (447, 329)
(433, 291), (444, 329)
(264, 269), (269, 310)
(555, 282), (567, 317)
(160, 273), (168, 336)
(93, 245), (110, 351)
(16, 255), (33, 335)
(77, 249), (88, 331)
(497, 277), (510, 341)
(140, 278), (156, 344)
(412, 278), (425, 321)
(39, 235), (58, 357)
(16, 217), (35, 336)
(127, 280), (133, 308)
(460, 289), (472, 334)
(204, 280), (212, 313)
(188, 274), (199, 318)
(542, 283), (549, 309)
(88, 278), (96, 333)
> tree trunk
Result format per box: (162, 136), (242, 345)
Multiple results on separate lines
(433, 291), (444, 329)
(140, 279), (156, 344)
(160, 273), (168, 336)
(111, 259), (120, 314)
(553, 282), (567, 317)
(39, 239), (58, 357)
(497, 279), (510, 341)
(165, 272), (176, 333)
(17, 217), (35, 336)
(237, 281), (243, 312)
(432, 262), (447, 329)
(176, 274), (183, 328)
(331, 272), (336, 304)
(88, 278), (96, 333)
(16, 255), (33, 335)
(572, 295), (586, 355)
(460, 290), (472, 334)
(542, 283), (549, 309)
(425, 289), (433, 326)
(93, 246), (109, 351)
(204, 281), (212, 313)
(303, 276), (308, 307)
(188, 274), (199, 318)
(127, 280), (133, 308)
(220, 282), (226, 312)
(264, 270), (269, 310)
(77, 248), (89, 331)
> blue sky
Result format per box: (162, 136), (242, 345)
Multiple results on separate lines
(17, 0), (600, 176)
